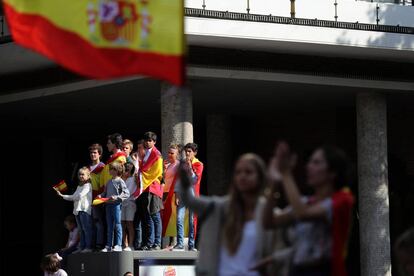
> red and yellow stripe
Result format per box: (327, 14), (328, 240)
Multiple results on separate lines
(4, 0), (185, 85)
(99, 151), (127, 190)
(92, 197), (110, 206)
(53, 180), (68, 192)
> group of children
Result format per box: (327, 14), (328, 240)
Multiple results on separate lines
(54, 131), (203, 256)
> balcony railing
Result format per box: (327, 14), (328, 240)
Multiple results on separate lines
(185, 0), (414, 27)
(1, 0), (414, 43)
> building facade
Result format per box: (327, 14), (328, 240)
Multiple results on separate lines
(1, 1), (414, 275)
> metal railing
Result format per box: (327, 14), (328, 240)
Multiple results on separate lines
(1, 0), (414, 43)
(187, 0), (414, 28)
(185, 7), (414, 34)
(357, 0), (413, 5)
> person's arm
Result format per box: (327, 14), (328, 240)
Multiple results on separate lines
(177, 162), (213, 214)
(270, 141), (329, 221)
(65, 183), (91, 201)
(282, 174), (329, 221)
(60, 188), (78, 202)
(112, 180), (130, 202)
(263, 186), (294, 228)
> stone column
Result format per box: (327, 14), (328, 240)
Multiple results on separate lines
(357, 92), (391, 276)
(206, 114), (232, 195)
(42, 138), (68, 253)
(160, 83), (194, 248)
(160, 83), (193, 155)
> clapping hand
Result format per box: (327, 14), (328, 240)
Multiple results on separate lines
(268, 141), (297, 181)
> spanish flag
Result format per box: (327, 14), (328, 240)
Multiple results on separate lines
(90, 162), (105, 198)
(92, 197), (111, 206)
(4, 0), (185, 85)
(132, 146), (163, 199)
(99, 151), (127, 191)
(53, 180), (68, 192)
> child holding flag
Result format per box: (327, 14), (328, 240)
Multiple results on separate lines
(97, 162), (130, 252)
(56, 167), (93, 253)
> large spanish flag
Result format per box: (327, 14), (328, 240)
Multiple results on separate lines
(4, 0), (185, 85)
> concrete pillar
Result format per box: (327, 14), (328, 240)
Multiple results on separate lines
(42, 138), (68, 253)
(357, 92), (391, 276)
(160, 83), (193, 248)
(206, 114), (232, 195)
(160, 83), (193, 155)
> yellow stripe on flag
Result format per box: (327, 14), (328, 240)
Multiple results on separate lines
(53, 180), (68, 192)
(4, 0), (184, 55)
(92, 198), (110, 205)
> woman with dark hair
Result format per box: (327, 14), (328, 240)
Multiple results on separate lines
(262, 142), (354, 276)
(178, 153), (276, 276)
(41, 253), (67, 276)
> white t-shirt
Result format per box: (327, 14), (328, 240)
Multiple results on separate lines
(44, 269), (68, 276)
(62, 183), (92, 215)
(125, 177), (137, 202)
(218, 220), (260, 276)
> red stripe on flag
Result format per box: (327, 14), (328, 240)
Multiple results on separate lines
(106, 152), (127, 165)
(53, 180), (68, 192)
(5, 3), (185, 85)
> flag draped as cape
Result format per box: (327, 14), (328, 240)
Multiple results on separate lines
(133, 147), (163, 198)
(99, 151), (127, 191)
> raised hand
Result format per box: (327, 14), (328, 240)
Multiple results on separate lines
(272, 141), (297, 177)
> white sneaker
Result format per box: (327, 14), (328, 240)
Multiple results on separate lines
(101, 246), (111, 252)
(113, 245), (122, 252)
(81, 248), (93, 253)
(123, 246), (132, 251)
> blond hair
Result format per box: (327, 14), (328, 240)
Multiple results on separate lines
(78, 166), (91, 184)
(122, 139), (134, 150)
(223, 153), (267, 255)
(109, 162), (124, 176)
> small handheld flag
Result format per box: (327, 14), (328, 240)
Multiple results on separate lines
(92, 197), (111, 206)
(53, 180), (68, 192)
